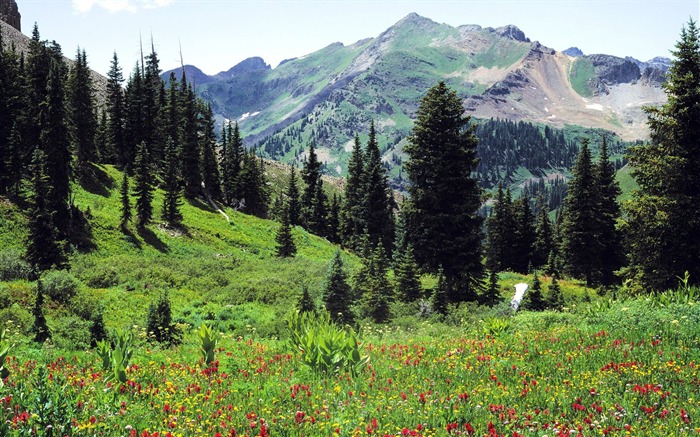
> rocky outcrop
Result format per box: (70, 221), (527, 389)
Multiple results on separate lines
(563, 47), (583, 57)
(495, 25), (530, 43)
(0, 0), (20, 32)
(217, 56), (270, 78)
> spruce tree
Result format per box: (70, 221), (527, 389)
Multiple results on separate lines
(512, 196), (535, 274)
(404, 81), (484, 301)
(322, 250), (354, 324)
(275, 207), (296, 257)
(106, 52), (126, 166)
(362, 121), (395, 253)
(561, 139), (599, 286)
(326, 193), (341, 244)
(340, 134), (366, 250)
(523, 273), (546, 311)
(146, 291), (181, 345)
(68, 48), (97, 167)
(161, 137), (182, 225)
(546, 273), (564, 310)
(301, 143), (326, 235)
(201, 103), (222, 200)
(359, 244), (393, 323)
(25, 149), (65, 272)
(486, 186), (515, 272)
(482, 269), (502, 307)
(625, 20), (700, 290)
(594, 137), (623, 285)
(124, 62), (145, 167)
(163, 72), (181, 179)
(180, 75), (202, 198)
(238, 150), (269, 217)
(394, 244), (422, 302)
(532, 194), (553, 269)
(40, 60), (72, 237)
(431, 269), (449, 316)
(133, 141), (154, 228)
(32, 279), (51, 343)
(222, 122), (243, 206)
(297, 286), (316, 314)
(285, 165), (301, 226)
(119, 166), (132, 228)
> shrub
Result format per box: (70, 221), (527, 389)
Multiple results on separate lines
(42, 269), (80, 304)
(51, 316), (91, 350)
(0, 304), (32, 334)
(0, 249), (31, 281)
(0, 329), (11, 387)
(146, 291), (182, 345)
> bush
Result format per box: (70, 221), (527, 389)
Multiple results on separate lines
(51, 316), (91, 350)
(0, 249), (31, 281)
(146, 291), (182, 345)
(42, 270), (81, 304)
(81, 264), (119, 288)
(0, 304), (32, 334)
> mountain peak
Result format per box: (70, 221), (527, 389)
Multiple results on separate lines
(220, 57), (271, 77)
(394, 12), (438, 29)
(0, 0), (20, 31)
(563, 47), (584, 57)
(494, 25), (530, 42)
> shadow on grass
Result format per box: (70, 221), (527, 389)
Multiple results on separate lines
(137, 225), (169, 253)
(77, 163), (115, 197)
(186, 196), (216, 213)
(69, 205), (97, 252)
(121, 225), (143, 250)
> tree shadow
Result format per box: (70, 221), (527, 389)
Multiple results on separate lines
(186, 196), (216, 213)
(77, 163), (115, 197)
(120, 225), (143, 250)
(68, 204), (97, 252)
(137, 226), (169, 253)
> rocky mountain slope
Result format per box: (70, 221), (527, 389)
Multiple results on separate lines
(0, 0), (19, 31)
(164, 13), (667, 179)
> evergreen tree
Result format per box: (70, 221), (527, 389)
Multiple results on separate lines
(238, 150), (269, 217)
(393, 244), (422, 302)
(4, 122), (23, 196)
(301, 143), (326, 235)
(142, 46), (163, 163)
(285, 165), (301, 226)
(106, 52), (126, 166)
(297, 286), (316, 314)
(89, 307), (108, 347)
(561, 139), (599, 286)
(25, 149), (65, 272)
(512, 195), (535, 274)
(133, 141), (154, 228)
(119, 166), (132, 228)
(594, 136), (624, 285)
(359, 244), (393, 323)
(32, 279), (51, 343)
(275, 207), (296, 257)
(340, 134), (366, 250)
(522, 273), (546, 311)
(180, 75), (202, 198)
(40, 60), (72, 237)
(146, 291), (181, 345)
(94, 110), (108, 163)
(322, 250), (354, 324)
(124, 62), (145, 167)
(326, 193), (341, 244)
(68, 48), (97, 167)
(431, 269), (449, 316)
(532, 194), (553, 269)
(163, 72), (181, 178)
(625, 20), (700, 290)
(404, 82), (484, 302)
(546, 273), (564, 310)
(201, 103), (222, 200)
(161, 137), (182, 225)
(222, 122), (244, 206)
(0, 35), (25, 194)
(482, 269), (502, 307)
(362, 121), (395, 252)
(486, 185), (513, 271)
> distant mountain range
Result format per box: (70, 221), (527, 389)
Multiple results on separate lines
(162, 13), (669, 178)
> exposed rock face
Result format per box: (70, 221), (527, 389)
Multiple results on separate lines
(0, 0), (20, 32)
(563, 47), (583, 57)
(218, 56), (270, 77)
(495, 25), (530, 43)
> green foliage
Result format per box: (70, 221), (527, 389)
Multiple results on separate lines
(624, 20), (700, 291)
(482, 317), (511, 336)
(0, 329), (12, 386)
(357, 245), (394, 323)
(546, 274), (565, 310)
(0, 249), (31, 281)
(404, 81), (483, 300)
(523, 273), (546, 311)
(133, 141), (154, 227)
(322, 250), (354, 324)
(569, 56), (596, 97)
(51, 315), (91, 350)
(297, 286), (316, 314)
(146, 291), (182, 345)
(275, 207), (296, 257)
(41, 269), (80, 304)
(97, 328), (134, 385)
(431, 271), (448, 316)
(287, 310), (369, 376)
(31, 280), (50, 343)
(198, 323), (219, 367)
(119, 167), (131, 228)
(393, 244), (422, 302)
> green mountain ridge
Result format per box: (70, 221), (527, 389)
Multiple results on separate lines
(163, 13), (666, 184)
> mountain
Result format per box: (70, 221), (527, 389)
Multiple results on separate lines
(163, 13), (666, 181)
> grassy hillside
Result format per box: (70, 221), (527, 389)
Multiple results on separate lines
(0, 164), (358, 341)
(569, 56), (596, 97)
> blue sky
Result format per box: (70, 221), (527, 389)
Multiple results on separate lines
(17, 0), (700, 76)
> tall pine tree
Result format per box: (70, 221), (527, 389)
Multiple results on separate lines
(133, 141), (154, 228)
(340, 134), (365, 250)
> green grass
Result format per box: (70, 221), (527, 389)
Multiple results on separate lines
(569, 56), (596, 97)
(615, 163), (639, 203)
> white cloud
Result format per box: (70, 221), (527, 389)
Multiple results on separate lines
(72, 0), (173, 14)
